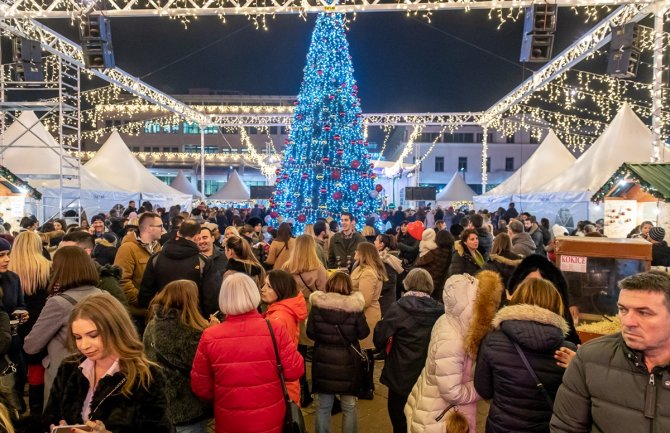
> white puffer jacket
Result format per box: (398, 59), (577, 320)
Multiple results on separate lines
(404, 271), (503, 433)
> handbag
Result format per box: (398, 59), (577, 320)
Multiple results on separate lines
(265, 320), (306, 433)
(435, 404), (469, 433)
(511, 339), (554, 409)
(334, 324), (372, 395)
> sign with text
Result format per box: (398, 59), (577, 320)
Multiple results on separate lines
(560, 255), (588, 273)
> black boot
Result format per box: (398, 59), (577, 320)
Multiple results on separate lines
(298, 345), (313, 407)
(28, 384), (43, 416)
(359, 349), (375, 400)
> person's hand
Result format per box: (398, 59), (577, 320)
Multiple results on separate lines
(72, 420), (108, 433)
(209, 314), (220, 326)
(13, 310), (29, 324)
(554, 346), (580, 369)
(569, 306), (580, 325)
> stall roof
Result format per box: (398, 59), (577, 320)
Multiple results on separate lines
(591, 163), (670, 203)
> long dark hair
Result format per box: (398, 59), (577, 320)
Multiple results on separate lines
(267, 270), (298, 301)
(275, 222), (293, 244)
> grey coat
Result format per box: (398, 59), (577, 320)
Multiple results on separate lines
(23, 285), (102, 403)
(510, 232), (536, 257)
(143, 307), (211, 426)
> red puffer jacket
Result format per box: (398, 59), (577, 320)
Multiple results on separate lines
(191, 310), (304, 433)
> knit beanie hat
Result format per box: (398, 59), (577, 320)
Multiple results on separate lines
(0, 238), (11, 253)
(649, 226), (665, 242)
(91, 214), (105, 224)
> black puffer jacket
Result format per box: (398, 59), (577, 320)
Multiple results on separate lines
(373, 293), (443, 395)
(448, 241), (484, 278)
(474, 304), (576, 433)
(143, 307), (210, 426)
(476, 227), (494, 259)
(397, 232), (419, 265)
(138, 238), (209, 307)
(652, 241), (670, 266)
(306, 291), (369, 395)
(43, 358), (173, 433)
(201, 248), (228, 316)
(484, 251), (522, 295)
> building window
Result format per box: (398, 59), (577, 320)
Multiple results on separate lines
(280, 126), (289, 135)
(419, 132), (440, 142)
(269, 126), (278, 135)
(458, 157), (468, 172)
(151, 147), (160, 153)
(435, 156), (445, 172)
(506, 134), (515, 144)
(505, 157), (514, 171)
(131, 146), (140, 152)
(486, 157), (491, 173)
(443, 133), (474, 143)
(183, 145), (219, 154)
(476, 132), (494, 143)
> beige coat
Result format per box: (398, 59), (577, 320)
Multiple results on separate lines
(351, 265), (382, 350)
(266, 238), (296, 270)
(292, 265), (328, 346)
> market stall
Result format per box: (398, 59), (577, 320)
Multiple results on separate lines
(0, 165), (41, 231)
(591, 162), (670, 240)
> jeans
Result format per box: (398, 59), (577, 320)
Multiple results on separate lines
(175, 420), (207, 433)
(315, 394), (358, 433)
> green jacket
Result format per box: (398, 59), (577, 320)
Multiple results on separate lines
(95, 262), (129, 308)
(551, 333), (670, 433)
(327, 231), (365, 269)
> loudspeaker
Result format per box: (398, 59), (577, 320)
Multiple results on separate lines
(11, 38), (43, 82)
(520, 5), (557, 63)
(607, 24), (641, 79)
(79, 16), (115, 69)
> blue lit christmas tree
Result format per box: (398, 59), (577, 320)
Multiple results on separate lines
(269, 12), (382, 231)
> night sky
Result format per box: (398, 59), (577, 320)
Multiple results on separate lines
(41, 9), (598, 113)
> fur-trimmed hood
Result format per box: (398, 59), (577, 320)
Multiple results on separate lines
(309, 290), (365, 313)
(488, 253), (522, 267)
(493, 303), (569, 352)
(442, 270), (503, 358)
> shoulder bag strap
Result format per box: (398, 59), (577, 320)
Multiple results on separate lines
(58, 293), (78, 306)
(298, 273), (315, 293)
(334, 324), (367, 362)
(265, 319), (290, 402)
(511, 340), (554, 409)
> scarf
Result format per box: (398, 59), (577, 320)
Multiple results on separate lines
(379, 249), (404, 274)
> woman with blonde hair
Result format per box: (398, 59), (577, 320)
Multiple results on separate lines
(474, 278), (577, 433)
(266, 223), (295, 270)
(282, 234), (328, 406)
(43, 292), (172, 432)
(24, 246), (102, 406)
(191, 273), (303, 433)
(144, 280), (212, 433)
(223, 235), (265, 288)
(351, 242), (387, 399)
(307, 272), (369, 433)
(8, 231), (51, 415)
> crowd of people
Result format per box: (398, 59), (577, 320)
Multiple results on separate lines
(0, 199), (664, 433)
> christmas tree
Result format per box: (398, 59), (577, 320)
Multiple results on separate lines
(269, 12), (382, 232)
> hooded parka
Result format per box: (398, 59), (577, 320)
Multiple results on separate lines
(404, 271), (503, 433)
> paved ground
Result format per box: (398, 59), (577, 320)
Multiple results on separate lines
(208, 359), (491, 433)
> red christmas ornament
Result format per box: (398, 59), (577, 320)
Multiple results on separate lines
(331, 170), (341, 180)
(270, 211), (279, 218)
(356, 201), (364, 207)
(293, 100), (299, 105)
(351, 160), (361, 169)
(275, 168), (281, 175)
(334, 134), (341, 141)
(350, 140), (356, 145)
(324, 125), (331, 131)
(369, 163), (375, 169)
(296, 114), (303, 120)
(317, 69), (323, 75)
(353, 84), (358, 91)
(301, 173), (308, 179)
(328, 95), (335, 100)
(297, 214), (307, 223)
(283, 138), (289, 145)
(286, 202), (293, 208)
(339, 111), (346, 117)
(361, 173), (368, 179)
(322, 157), (330, 163)
(333, 191), (343, 200)
(371, 173), (377, 180)
(350, 183), (359, 192)
(282, 174), (289, 180)
(375, 184), (383, 192)
(320, 187), (327, 194)
(357, 139), (364, 144)
(356, 113), (362, 118)
(336, 148), (344, 155)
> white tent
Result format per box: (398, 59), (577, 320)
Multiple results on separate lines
(475, 104), (653, 230)
(171, 170), (202, 198)
(208, 170), (250, 201)
(436, 172), (476, 203)
(1, 111), (135, 218)
(85, 131), (191, 209)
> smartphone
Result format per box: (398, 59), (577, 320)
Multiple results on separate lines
(52, 425), (91, 433)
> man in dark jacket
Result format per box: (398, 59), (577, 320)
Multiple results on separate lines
(139, 220), (209, 308)
(649, 227), (670, 267)
(327, 213), (365, 269)
(523, 216), (546, 256)
(502, 202), (519, 223)
(396, 222), (419, 267)
(198, 224), (227, 316)
(160, 215), (184, 246)
(551, 271), (670, 433)
(373, 268), (443, 433)
(470, 213), (493, 260)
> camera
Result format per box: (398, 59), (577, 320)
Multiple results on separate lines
(9, 320), (18, 336)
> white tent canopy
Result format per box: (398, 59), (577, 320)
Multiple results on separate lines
(171, 170), (201, 197)
(474, 103), (653, 229)
(1, 111), (135, 218)
(436, 172), (476, 203)
(85, 131), (191, 208)
(485, 130), (575, 197)
(208, 170), (250, 201)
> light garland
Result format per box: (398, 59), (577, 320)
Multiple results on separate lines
(591, 163), (669, 203)
(238, 126), (276, 178)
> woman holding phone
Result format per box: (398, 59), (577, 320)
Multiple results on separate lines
(43, 292), (172, 433)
